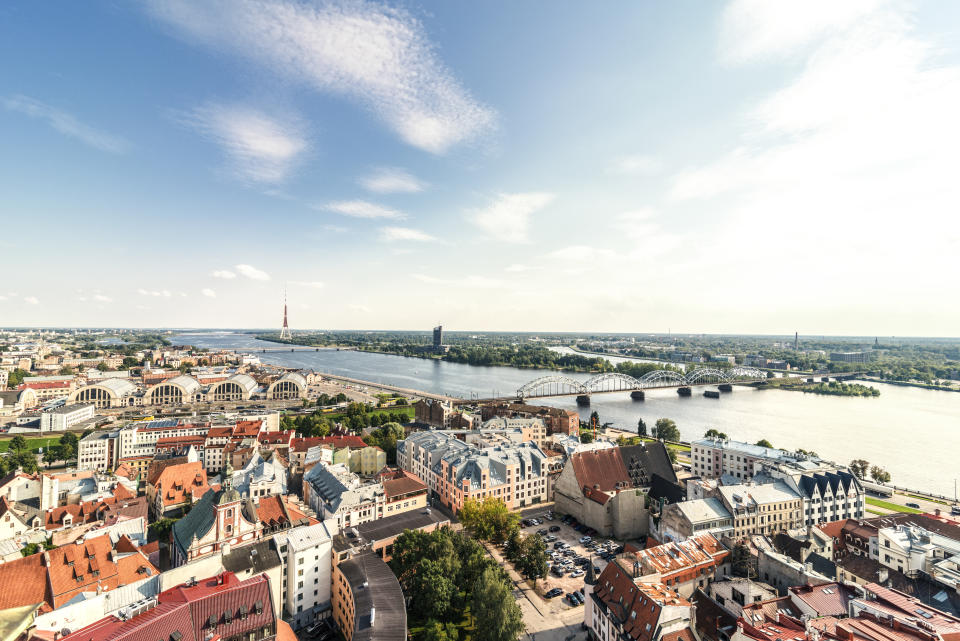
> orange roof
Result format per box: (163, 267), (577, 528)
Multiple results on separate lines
(255, 496), (289, 526)
(382, 470), (427, 500)
(594, 561), (691, 641)
(0, 553), (49, 611)
(150, 461), (209, 508)
(46, 534), (159, 608)
(818, 518), (848, 540)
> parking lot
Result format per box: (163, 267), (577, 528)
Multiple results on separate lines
(513, 510), (624, 609)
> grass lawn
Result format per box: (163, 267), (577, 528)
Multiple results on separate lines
(0, 436), (61, 453)
(898, 491), (949, 506)
(866, 497), (922, 513)
(637, 436), (691, 452)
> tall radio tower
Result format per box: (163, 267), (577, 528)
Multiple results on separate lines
(279, 288), (291, 340)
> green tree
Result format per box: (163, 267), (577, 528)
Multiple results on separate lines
(579, 429), (594, 444)
(870, 466), (891, 483)
(471, 567), (525, 641)
(421, 620), (459, 641)
(9, 435), (27, 453)
(149, 517), (177, 543)
(121, 356), (140, 369)
(652, 418), (680, 442)
(96, 361), (109, 372)
(515, 534), (548, 583)
(704, 428), (727, 440)
(756, 439), (774, 448)
(409, 559), (456, 621)
(666, 448), (678, 465)
(637, 418), (647, 437)
(849, 459), (870, 479)
(43, 447), (61, 465)
(458, 497), (519, 542)
(731, 542), (756, 578)
(7, 368), (29, 388)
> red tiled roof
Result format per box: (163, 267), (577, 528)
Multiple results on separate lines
(206, 426), (233, 438)
(60, 573), (274, 641)
(150, 462), (209, 508)
(595, 562), (691, 641)
(789, 583), (854, 617)
(0, 553), (49, 611)
(257, 431), (291, 445)
(18, 380), (72, 390)
(46, 534), (159, 608)
(383, 471), (427, 500)
(317, 435), (367, 449)
(570, 448), (630, 494)
(255, 495), (289, 526)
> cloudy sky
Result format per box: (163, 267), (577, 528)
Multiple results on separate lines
(2, 1), (959, 335)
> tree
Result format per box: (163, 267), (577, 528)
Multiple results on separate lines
(637, 418), (647, 437)
(6, 368), (29, 388)
(652, 418), (680, 442)
(471, 567), (525, 641)
(121, 356), (140, 369)
(422, 620), (459, 641)
(756, 439), (774, 449)
(514, 534), (548, 583)
(458, 497), (520, 542)
(666, 448), (678, 465)
(589, 410), (600, 427)
(579, 429), (594, 444)
(409, 559), (456, 621)
(43, 447), (60, 465)
(9, 435), (27, 453)
(96, 361), (109, 372)
(59, 366), (75, 375)
(870, 466), (891, 483)
(849, 459), (870, 479)
(704, 428), (727, 440)
(149, 517), (177, 543)
(731, 542), (756, 578)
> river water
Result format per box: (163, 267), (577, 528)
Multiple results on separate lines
(175, 332), (960, 497)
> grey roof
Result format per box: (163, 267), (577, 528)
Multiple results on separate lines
(675, 498), (733, 524)
(339, 551), (406, 641)
(222, 539), (282, 575)
(173, 489), (217, 558)
(211, 373), (258, 395)
(353, 508), (449, 546)
(156, 375), (201, 396)
(77, 378), (137, 397)
(44, 403), (94, 415)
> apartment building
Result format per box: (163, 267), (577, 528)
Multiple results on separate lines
(274, 522), (334, 630)
(40, 402), (94, 432)
(480, 402), (580, 436)
(715, 482), (803, 538)
(397, 430), (549, 513)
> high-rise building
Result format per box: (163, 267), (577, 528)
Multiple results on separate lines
(432, 324), (443, 349)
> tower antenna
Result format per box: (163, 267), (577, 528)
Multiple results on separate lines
(279, 286), (291, 339)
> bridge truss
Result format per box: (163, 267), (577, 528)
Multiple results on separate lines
(516, 366), (766, 399)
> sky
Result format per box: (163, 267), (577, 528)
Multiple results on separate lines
(2, 0), (959, 335)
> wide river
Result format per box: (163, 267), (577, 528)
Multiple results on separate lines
(175, 332), (959, 497)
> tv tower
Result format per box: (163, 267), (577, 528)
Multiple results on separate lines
(279, 288), (291, 340)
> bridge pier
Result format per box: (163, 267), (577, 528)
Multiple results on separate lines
(718, 383), (733, 392)
(677, 387), (692, 397)
(630, 390), (645, 401)
(576, 395), (591, 406)
(704, 390), (720, 398)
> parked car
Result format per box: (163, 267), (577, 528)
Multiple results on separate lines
(906, 502), (921, 509)
(545, 588), (564, 598)
(521, 519), (531, 527)
(579, 536), (592, 544)
(569, 569), (585, 578)
(551, 567), (565, 577)
(567, 593), (580, 606)
(574, 591), (585, 604)
(537, 528), (548, 536)
(952, 506), (960, 516)
(549, 525), (561, 532)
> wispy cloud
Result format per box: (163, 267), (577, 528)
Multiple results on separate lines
(235, 264), (271, 281)
(179, 103), (306, 183)
(321, 200), (404, 220)
(211, 269), (236, 279)
(469, 193), (554, 243)
(379, 226), (436, 242)
(608, 154), (661, 175)
(93, 294), (113, 303)
(24, 296), (40, 305)
(146, 0), (496, 153)
(137, 288), (173, 297)
(359, 167), (426, 194)
(411, 273), (502, 288)
(3, 95), (130, 153)
(202, 288), (217, 298)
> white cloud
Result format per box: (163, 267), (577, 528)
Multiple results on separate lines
(235, 264), (271, 281)
(211, 269), (236, 279)
(2, 95), (130, 153)
(379, 226), (436, 242)
(202, 288), (217, 298)
(359, 167), (426, 194)
(348, 304), (371, 313)
(24, 296), (39, 305)
(321, 200), (404, 220)
(137, 288), (171, 297)
(147, 0), (496, 153)
(93, 294), (112, 303)
(504, 264), (538, 273)
(609, 154), (661, 175)
(469, 192), (554, 243)
(180, 103), (306, 183)
(411, 273), (503, 288)
(720, 0), (883, 64)
(291, 280), (324, 289)
(670, 0), (960, 308)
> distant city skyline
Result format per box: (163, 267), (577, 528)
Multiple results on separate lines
(2, 1), (959, 335)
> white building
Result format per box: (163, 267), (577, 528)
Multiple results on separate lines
(275, 522), (335, 629)
(303, 463), (385, 530)
(40, 403), (95, 432)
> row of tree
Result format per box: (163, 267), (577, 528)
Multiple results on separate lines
(391, 526), (524, 641)
(849, 459), (892, 483)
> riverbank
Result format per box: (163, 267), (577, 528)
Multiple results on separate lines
(759, 378), (881, 397)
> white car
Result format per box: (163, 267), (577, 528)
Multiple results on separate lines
(569, 570), (585, 578)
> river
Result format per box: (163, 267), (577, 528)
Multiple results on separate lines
(174, 332), (960, 497)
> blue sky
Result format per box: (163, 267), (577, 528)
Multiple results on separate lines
(2, 0), (959, 334)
